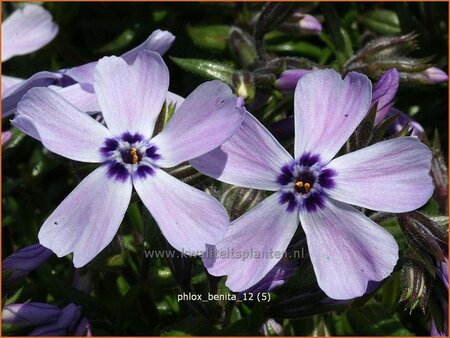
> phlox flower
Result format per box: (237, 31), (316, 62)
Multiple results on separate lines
(1, 4), (58, 94)
(2, 28), (175, 117)
(191, 69), (434, 300)
(13, 50), (245, 267)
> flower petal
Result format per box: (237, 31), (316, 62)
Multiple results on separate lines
(2, 4), (58, 62)
(372, 68), (399, 124)
(152, 81), (246, 167)
(50, 84), (100, 114)
(300, 199), (399, 300)
(62, 62), (97, 89)
(294, 69), (372, 162)
(327, 137), (433, 212)
(203, 193), (299, 291)
(38, 165), (132, 268)
(2, 71), (62, 117)
(13, 87), (111, 163)
(122, 29), (175, 62)
(191, 112), (293, 191)
(94, 50), (169, 137)
(133, 168), (228, 254)
(62, 30), (174, 87)
(2, 75), (23, 95)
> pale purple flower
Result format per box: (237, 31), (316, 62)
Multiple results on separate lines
(1, 4), (58, 62)
(12, 50), (245, 267)
(2, 303), (61, 327)
(192, 69), (433, 300)
(2, 29), (175, 117)
(1, 4), (58, 94)
(2, 244), (53, 282)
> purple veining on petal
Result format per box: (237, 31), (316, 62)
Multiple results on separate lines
(145, 145), (161, 160)
(318, 168), (337, 189)
(298, 152), (321, 166)
(136, 165), (155, 178)
(276, 163), (294, 186)
(100, 138), (119, 156)
(121, 131), (144, 143)
(304, 191), (325, 212)
(279, 192), (298, 212)
(106, 162), (130, 182)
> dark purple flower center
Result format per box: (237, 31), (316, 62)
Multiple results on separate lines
(276, 152), (336, 213)
(100, 132), (161, 181)
(121, 147), (141, 164)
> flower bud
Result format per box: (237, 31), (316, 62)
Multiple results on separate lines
(260, 318), (283, 336)
(29, 303), (81, 336)
(422, 67), (448, 84)
(2, 303), (61, 327)
(2, 130), (13, 147)
(292, 13), (322, 34)
(372, 68), (399, 125)
(228, 27), (257, 68)
(399, 67), (449, 85)
(386, 108), (424, 138)
(398, 212), (447, 262)
(74, 317), (92, 336)
(2, 244), (53, 283)
(232, 71), (255, 102)
(399, 256), (431, 313)
(274, 69), (311, 92)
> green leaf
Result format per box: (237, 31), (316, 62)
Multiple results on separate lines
(347, 302), (413, 335)
(362, 10), (401, 36)
(266, 41), (323, 59)
(117, 275), (131, 296)
(187, 25), (230, 51)
(3, 287), (24, 306)
(170, 57), (234, 84)
(340, 28), (354, 59)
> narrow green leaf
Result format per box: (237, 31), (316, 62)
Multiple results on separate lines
(266, 41), (323, 59)
(362, 10), (401, 36)
(170, 57), (234, 84)
(4, 287), (24, 306)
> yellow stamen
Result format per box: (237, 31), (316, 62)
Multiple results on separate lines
(130, 147), (138, 164)
(304, 182), (311, 193)
(295, 181), (304, 189)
